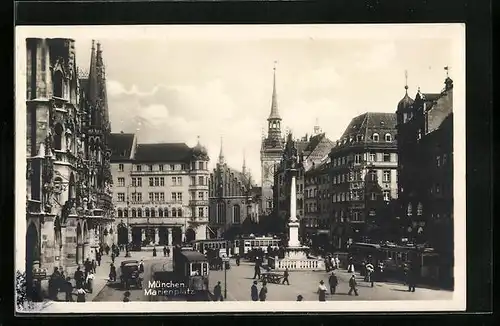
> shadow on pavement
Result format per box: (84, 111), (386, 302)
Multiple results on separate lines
(392, 288), (412, 292)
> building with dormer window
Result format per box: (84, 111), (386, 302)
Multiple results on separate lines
(109, 135), (210, 246)
(396, 73), (454, 287)
(329, 112), (398, 249)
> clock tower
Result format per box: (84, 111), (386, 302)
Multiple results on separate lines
(260, 63), (284, 216)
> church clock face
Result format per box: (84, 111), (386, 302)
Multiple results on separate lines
(263, 163), (273, 181)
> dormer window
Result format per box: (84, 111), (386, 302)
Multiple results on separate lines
(372, 133), (380, 142)
(385, 133), (392, 142)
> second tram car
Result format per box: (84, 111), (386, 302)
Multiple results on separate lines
(233, 236), (280, 256)
(191, 239), (230, 257)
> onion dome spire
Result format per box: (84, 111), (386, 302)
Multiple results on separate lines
(397, 70), (414, 111)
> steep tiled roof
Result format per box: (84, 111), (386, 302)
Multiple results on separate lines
(109, 133), (135, 161)
(304, 133), (325, 153)
(134, 143), (192, 163)
(339, 112), (397, 144)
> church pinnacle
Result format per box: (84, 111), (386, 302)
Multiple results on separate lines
(218, 137), (225, 164)
(268, 61), (281, 121)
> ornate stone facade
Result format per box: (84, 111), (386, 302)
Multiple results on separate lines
(25, 39), (114, 291)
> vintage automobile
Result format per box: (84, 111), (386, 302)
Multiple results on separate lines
(120, 261), (143, 290)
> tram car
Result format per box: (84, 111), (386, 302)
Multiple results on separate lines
(191, 239), (230, 258)
(233, 236), (281, 257)
(171, 247), (211, 301)
(348, 242), (439, 280)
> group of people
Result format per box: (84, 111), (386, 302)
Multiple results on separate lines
(46, 249), (105, 302)
(324, 254), (341, 272)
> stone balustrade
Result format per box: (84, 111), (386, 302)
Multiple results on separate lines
(270, 257), (325, 271)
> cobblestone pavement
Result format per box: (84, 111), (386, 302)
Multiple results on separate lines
(90, 256), (453, 302)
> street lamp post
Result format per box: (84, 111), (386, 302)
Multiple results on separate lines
(222, 256), (229, 299)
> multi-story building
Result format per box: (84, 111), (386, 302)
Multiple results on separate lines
(25, 39), (114, 291)
(396, 75), (454, 285)
(109, 135), (210, 246)
(329, 112), (398, 249)
(208, 143), (255, 239)
(274, 128), (334, 237)
(303, 156), (331, 248)
(260, 66), (285, 217)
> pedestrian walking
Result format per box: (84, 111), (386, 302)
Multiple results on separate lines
(251, 281), (259, 301)
(348, 274), (359, 296)
(86, 271), (95, 293)
(76, 287), (86, 302)
(139, 259), (145, 273)
(328, 272), (338, 294)
(74, 266), (84, 289)
(48, 267), (61, 300)
(347, 258), (355, 274)
(335, 255), (340, 270)
(153, 247), (157, 257)
(64, 277), (74, 302)
(213, 281), (223, 301)
(253, 262), (261, 280)
(407, 261), (417, 292)
(166, 247), (170, 257)
(109, 263), (117, 282)
(163, 246), (167, 257)
(259, 281), (268, 301)
(92, 259), (97, 273)
(111, 252), (116, 264)
(282, 267), (290, 285)
(105, 244), (110, 256)
(317, 280), (327, 301)
(296, 294), (303, 301)
(96, 251), (101, 267)
(84, 258), (92, 279)
(365, 262), (374, 287)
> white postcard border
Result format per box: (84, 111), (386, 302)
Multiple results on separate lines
(15, 24), (466, 313)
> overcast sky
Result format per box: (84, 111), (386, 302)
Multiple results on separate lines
(21, 25), (464, 184)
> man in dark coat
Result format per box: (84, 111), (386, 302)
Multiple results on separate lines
(213, 281), (223, 301)
(74, 266), (84, 289)
(163, 246), (167, 257)
(166, 247), (170, 257)
(328, 272), (338, 294)
(64, 277), (74, 302)
(84, 258), (92, 279)
(253, 261), (261, 280)
(259, 281), (268, 301)
(348, 274), (359, 296)
(250, 281), (259, 301)
(282, 268), (290, 285)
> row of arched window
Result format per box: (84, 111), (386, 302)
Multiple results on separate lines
(117, 207), (184, 218)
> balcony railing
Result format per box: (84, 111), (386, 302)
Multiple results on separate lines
(127, 200), (185, 206)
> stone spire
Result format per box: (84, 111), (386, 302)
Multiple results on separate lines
(218, 137), (225, 164)
(87, 40), (98, 109)
(242, 149), (247, 175)
(268, 61), (281, 120)
(266, 62), (282, 141)
(313, 117), (321, 135)
(95, 41), (110, 131)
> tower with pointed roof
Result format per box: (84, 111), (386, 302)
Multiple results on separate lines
(260, 63), (285, 216)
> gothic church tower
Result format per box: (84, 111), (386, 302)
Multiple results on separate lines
(260, 64), (284, 216)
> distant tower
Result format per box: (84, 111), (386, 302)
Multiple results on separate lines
(218, 137), (225, 165)
(260, 62), (285, 216)
(242, 149), (247, 176)
(313, 118), (321, 135)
